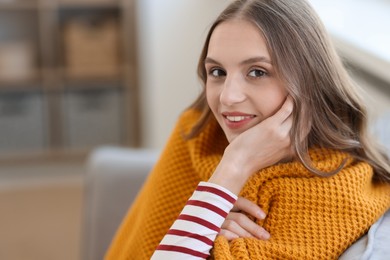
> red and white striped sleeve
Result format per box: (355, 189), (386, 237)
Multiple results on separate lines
(151, 181), (237, 259)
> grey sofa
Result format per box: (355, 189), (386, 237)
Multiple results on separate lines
(82, 148), (159, 260)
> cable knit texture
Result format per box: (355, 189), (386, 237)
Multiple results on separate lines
(105, 109), (390, 260)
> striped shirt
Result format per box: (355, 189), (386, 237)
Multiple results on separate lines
(151, 181), (237, 259)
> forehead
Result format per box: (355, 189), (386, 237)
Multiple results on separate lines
(207, 19), (270, 61)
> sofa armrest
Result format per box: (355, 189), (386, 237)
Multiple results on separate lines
(82, 147), (159, 260)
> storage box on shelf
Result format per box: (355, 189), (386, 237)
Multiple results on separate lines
(62, 15), (121, 78)
(62, 84), (123, 149)
(0, 88), (47, 153)
(0, 5), (40, 83)
(0, 0), (138, 163)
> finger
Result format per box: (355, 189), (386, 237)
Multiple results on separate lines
(225, 213), (270, 240)
(219, 229), (239, 241)
(271, 95), (294, 123)
(279, 112), (293, 135)
(220, 226), (270, 241)
(221, 218), (255, 239)
(232, 197), (266, 220)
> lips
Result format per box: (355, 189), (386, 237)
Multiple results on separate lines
(222, 112), (256, 129)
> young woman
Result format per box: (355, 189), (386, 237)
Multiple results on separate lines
(106, 0), (390, 259)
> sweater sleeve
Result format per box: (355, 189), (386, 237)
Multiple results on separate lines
(151, 182), (237, 259)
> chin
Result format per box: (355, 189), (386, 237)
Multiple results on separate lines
(224, 132), (238, 143)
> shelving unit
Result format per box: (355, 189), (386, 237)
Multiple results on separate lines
(0, 0), (139, 162)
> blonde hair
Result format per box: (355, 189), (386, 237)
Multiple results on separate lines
(186, 0), (390, 182)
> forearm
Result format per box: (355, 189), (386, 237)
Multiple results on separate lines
(151, 181), (237, 259)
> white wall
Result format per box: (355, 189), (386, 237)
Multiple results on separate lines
(136, 0), (230, 148)
(309, 0), (390, 83)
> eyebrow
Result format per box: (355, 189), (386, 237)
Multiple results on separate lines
(204, 56), (272, 66)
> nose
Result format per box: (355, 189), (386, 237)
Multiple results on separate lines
(220, 74), (246, 106)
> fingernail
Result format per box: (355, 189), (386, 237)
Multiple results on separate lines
(263, 231), (271, 240)
(257, 211), (266, 219)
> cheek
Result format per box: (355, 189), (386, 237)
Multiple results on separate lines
(206, 85), (219, 112)
(258, 86), (288, 117)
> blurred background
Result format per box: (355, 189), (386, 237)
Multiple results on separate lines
(0, 0), (389, 259)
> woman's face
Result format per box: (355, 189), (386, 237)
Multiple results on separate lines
(205, 19), (287, 143)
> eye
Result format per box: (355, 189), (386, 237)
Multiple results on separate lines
(209, 68), (226, 78)
(248, 69), (266, 78)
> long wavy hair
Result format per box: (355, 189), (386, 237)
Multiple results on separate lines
(186, 0), (390, 182)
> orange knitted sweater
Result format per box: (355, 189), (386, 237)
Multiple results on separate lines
(105, 109), (390, 260)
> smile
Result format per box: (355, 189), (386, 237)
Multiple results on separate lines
(226, 115), (254, 122)
(222, 113), (256, 130)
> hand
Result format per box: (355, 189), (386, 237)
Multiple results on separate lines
(220, 197), (270, 241)
(226, 95), (294, 174)
(210, 96), (294, 194)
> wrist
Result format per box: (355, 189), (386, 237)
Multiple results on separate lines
(208, 158), (250, 195)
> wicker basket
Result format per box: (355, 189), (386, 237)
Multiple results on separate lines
(62, 17), (121, 78)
